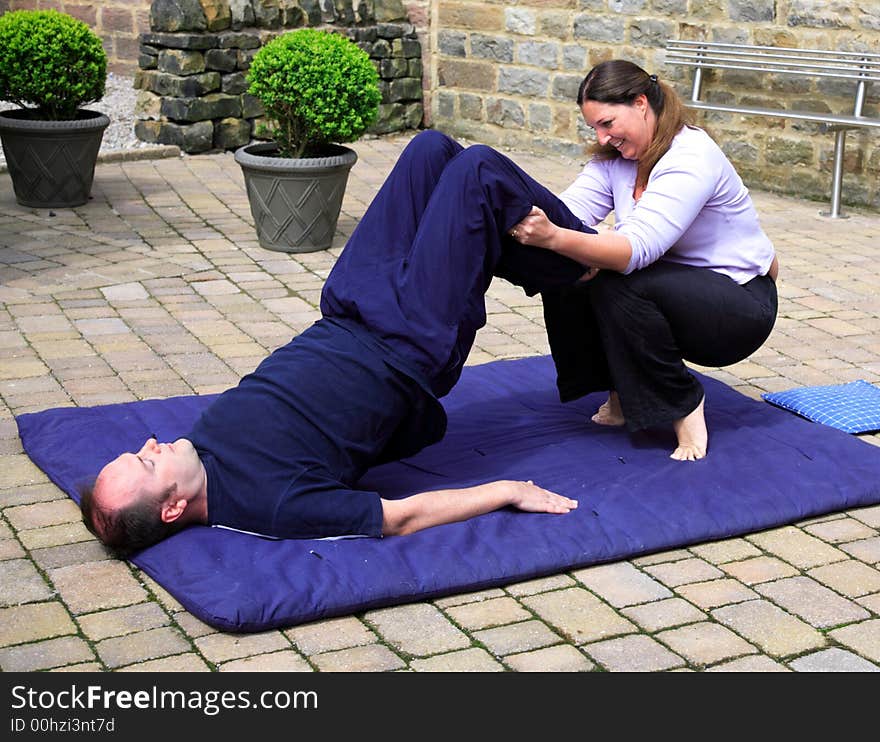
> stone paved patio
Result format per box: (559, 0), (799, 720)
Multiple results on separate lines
(2, 133), (880, 672)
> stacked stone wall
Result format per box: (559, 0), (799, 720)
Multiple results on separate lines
(0, 0), (152, 74)
(432, 0), (880, 210)
(132, 0), (424, 153)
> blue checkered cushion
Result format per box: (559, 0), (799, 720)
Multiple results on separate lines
(762, 380), (880, 434)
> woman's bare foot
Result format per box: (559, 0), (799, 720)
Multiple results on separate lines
(671, 396), (708, 461)
(592, 392), (625, 426)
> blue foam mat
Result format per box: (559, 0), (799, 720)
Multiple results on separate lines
(16, 355), (880, 632)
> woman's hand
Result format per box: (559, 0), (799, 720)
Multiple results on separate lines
(510, 207), (632, 274)
(509, 206), (560, 249)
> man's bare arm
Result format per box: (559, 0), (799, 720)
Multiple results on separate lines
(381, 480), (577, 536)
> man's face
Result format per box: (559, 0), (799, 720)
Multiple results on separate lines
(92, 437), (202, 534)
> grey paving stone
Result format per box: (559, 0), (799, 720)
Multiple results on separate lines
(857, 593), (880, 615)
(311, 644), (405, 672)
(474, 619), (562, 656)
(712, 599), (825, 656)
(504, 644), (596, 672)
(789, 647), (880, 672)
(676, 578), (759, 609)
(285, 616), (375, 655)
(721, 556), (800, 584)
(522, 587), (638, 645)
(573, 561), (673, 607)
(803, 517), (877, 544)
(656, 622), (757, 666)
(747, 526), (848, 569)
(621, 597), (707, 632)
(689, 539), (762, 564)
(96, 627), (192, 669)
(5, 499), (81, 530)
(850, 505), (880, 529)
(219, 650), (313, 672)
(755, 576), (870, 628)
(444, 596), (532, 630)
(410, 648), (505, 672)
(117, 654), (212, 672)
(839, 536), (880, 564)
(807, 560), (880, 598)
(365, 603), (470, 656)
(642, 557), (725, 588)
(194, 630), (290, 664)
(829, 618), (880, 663)
(30, 540), (113, 570)
(0, 558), (53, 605)
(504, 574), (575, 596)
(78, 603), (172, 641)
(49, 560), (149, 614)
(0, 636), (96, 671)
(0, 602), (76, 647)
(706, 655), (791, 672)
(632, 550), (692, 566)
(584, 634), (686, 672)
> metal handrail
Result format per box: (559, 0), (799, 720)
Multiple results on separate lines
(665, 38), (880, 218)
(667, 40), (880, 60)
(667, 59), (880, 83)
(686, 102), (880, 128)
(666, 48), (880, 66)
(666, 52), (880, 76)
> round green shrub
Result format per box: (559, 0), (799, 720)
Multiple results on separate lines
(0, 9), (106, 121)
(248, 28), (381, 158)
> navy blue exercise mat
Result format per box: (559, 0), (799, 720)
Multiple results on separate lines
(16, 355), (880, 632)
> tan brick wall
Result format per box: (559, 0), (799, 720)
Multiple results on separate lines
(428, 0), (880, 211)
(0, 0), (152, 74)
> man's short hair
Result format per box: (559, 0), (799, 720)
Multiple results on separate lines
(80, 479), (180, 557)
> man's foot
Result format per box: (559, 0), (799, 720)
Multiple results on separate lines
(671, 396), (707, 461)
(592, 392), (625, 426)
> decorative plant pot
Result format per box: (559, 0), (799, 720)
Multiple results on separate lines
(0, 108), (109, 208)
(234, 141), (358, 253)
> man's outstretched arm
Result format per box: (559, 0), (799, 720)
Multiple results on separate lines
(380, 480), (577, 537)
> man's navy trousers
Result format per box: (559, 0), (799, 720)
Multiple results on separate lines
(321, 129), (594, 400)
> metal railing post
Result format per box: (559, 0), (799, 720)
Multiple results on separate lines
(822, 129), (847, 219)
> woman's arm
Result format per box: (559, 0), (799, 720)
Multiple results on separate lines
(380, 479), (578, 536)
(513, 206), (632, 273)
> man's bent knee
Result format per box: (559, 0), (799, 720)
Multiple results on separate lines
(407, 129), (462, 160)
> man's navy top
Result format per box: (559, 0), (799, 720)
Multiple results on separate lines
(192, 318), (446, 540)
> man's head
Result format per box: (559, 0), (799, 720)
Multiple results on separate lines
(81, 437), (206, 556)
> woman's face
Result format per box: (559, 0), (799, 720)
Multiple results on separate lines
(580, 94), (655, 161)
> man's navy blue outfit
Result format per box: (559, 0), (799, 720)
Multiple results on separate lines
(193, 131), (595, 540)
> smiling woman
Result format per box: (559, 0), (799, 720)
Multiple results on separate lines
(506, 58), (779, 463)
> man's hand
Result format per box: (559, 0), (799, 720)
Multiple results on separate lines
(504, 479), (578, 513)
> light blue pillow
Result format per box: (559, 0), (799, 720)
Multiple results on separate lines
(762, 380), (880, 434)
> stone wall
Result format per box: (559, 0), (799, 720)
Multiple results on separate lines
(0, 0), (152, 74)
(133, 0), (424, 153)
(431, 0), (880, 210)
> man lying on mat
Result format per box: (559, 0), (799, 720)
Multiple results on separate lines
(81, 130), (592, 555)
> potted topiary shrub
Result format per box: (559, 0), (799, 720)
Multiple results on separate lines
(0, 9), (108, 209)
(234, 28), (381, 253)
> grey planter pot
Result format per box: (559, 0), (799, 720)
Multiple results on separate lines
(234, 141), (358, 253)
(0, 108), (109, 208)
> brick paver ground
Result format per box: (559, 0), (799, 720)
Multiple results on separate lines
(2, 133), (879, 672)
